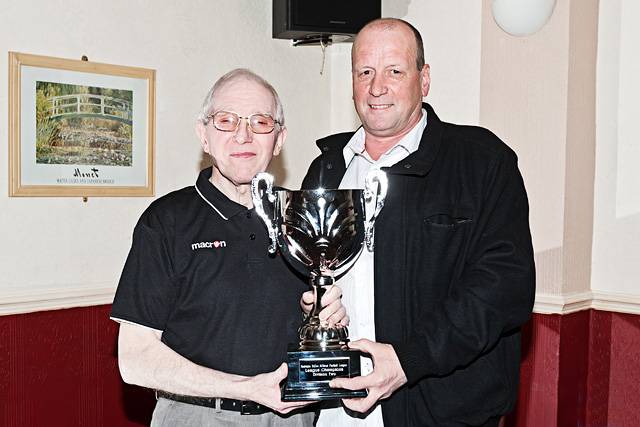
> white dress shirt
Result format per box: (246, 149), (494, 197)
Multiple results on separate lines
(317, 110), (427, 427)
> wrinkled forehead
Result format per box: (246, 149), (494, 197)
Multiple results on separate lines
(212, 78), (276, 115)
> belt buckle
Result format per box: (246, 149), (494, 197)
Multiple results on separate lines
(240, 400), (259, 415)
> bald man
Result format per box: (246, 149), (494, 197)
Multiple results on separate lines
(303, 19), (535, 427)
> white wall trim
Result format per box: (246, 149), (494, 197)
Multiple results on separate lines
(0, 284), (116, 316)
(590, 290), (640, 315)
(533, 291), (593, 314)
(2, 286), (639, 317)
(534, 290), (640, 315)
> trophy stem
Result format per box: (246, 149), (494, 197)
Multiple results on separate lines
(308, 276), (334, 320)
(298, 275), (348, 351)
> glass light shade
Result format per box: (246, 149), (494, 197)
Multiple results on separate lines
(492, 0), (557, 36)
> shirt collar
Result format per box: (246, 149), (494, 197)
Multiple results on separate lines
(342, 108), (428, 167)
(194, 167), (248, 220)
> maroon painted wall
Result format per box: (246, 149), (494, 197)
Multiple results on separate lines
(586, 310), (612, 425)
(557, 310), (590, 426)
(1, 306), (638, 426)
(608, 312), (640, 425)
(505, 314), (561, 426)
(507, 311), (640, 427)
(0, 305), (155, 427)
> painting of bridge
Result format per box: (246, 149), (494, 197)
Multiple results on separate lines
(36, 81), (133, 166)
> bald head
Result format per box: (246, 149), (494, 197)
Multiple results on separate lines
(352, 18), (425, 71)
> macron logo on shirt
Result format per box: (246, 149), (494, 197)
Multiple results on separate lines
(191, 240), (227, 250)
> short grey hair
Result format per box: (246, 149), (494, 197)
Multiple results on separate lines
(197, 68), (285, 130)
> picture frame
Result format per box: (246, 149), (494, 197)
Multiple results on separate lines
(8, 52), (155, 197)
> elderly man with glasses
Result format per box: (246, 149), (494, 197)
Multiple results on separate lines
(111, 69), (347, 427)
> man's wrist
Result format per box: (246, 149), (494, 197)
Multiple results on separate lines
(387, 340), (425, 386)
(227, 374), (254, 401)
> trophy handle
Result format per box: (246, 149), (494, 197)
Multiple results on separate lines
(363, 169), (388, 251)
(251, 173), (278, 254)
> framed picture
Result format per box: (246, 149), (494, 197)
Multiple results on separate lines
(8, 52), (155, 197)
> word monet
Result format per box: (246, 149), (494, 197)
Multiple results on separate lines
(73, 167), (100, 178)
(191, 241), (227, 250)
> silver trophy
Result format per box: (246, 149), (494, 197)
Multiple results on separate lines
(251, 170), (387, 401)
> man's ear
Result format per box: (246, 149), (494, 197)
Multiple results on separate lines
(272, 126), (287, 156)
(195, 121), (210, 154)
(420, 64), (431, 97)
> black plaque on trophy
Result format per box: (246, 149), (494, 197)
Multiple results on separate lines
(282, 346), (367, 400)
(252, 171), (387, 401)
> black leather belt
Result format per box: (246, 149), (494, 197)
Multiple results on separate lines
(156, 391), (270, 415)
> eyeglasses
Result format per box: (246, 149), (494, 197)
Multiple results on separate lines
(207, 110), (280, 134)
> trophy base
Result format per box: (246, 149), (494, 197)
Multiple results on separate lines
(282, 345), (368, 401)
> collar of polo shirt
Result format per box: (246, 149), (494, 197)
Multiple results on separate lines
(195, 167), (249, 220)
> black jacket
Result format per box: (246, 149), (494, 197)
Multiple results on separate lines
(302, 104), (535, 426)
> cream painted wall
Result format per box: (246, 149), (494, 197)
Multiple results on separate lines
(480, 0), (570, 296)
(0, 0), (333, 312)
(480, 0), (639, 311)
(592, 0), (640, 296)
(403, 0), (482, 125)
(328, 43), (360, 134)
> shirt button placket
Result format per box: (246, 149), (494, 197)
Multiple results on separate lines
(246, 211), (256, 240)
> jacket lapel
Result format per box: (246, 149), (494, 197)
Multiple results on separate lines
(382, 103), (444, 177)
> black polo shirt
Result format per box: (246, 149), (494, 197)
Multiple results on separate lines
(111, 168), (307, 376)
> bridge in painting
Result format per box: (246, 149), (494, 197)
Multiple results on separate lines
(47, 94), (132, 125)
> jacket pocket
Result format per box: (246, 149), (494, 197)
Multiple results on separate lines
(423, 207), (473, 229)
(417, 207), (474, 293)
